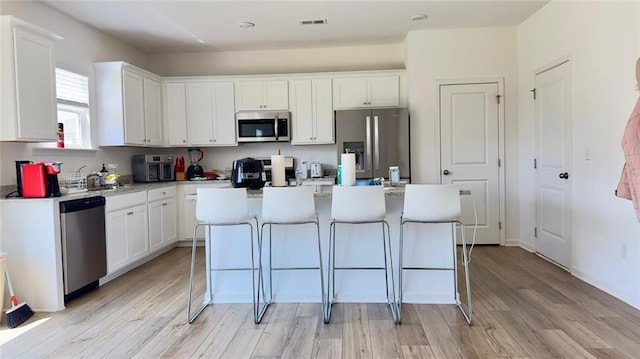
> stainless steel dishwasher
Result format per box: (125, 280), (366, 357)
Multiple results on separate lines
(60, 196), (107, 301)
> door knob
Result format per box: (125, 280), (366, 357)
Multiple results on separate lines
(559, 172), (569, 179)
(443, 169), (450, 175)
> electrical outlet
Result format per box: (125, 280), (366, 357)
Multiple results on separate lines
(621, 243), (628, 260)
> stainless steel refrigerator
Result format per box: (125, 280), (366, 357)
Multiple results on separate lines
(335, 108), (411, 181)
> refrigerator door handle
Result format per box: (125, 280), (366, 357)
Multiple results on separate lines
(373, 115), (380, 174)
(366, 116), (372, 174)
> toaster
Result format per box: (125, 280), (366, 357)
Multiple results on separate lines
(231, 158), (265, 190)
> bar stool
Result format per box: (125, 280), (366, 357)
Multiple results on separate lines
(187, 188), (269, 324)
(261, 186), (327, 323)
(399, 184), (472, 325)
(326, 185), (398, 323)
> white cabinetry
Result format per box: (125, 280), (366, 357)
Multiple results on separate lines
(333, 75), (400, 109)
(235, 80), (288, 111)
(187, 81), (236, 146)
(105, 191), (149, 274)
(164, 82), (188, 146)
(147, 186), (177, 253)
(289, 79), (334, 145)
(95, 62), (163, 146)
(0, 16), (58, 142)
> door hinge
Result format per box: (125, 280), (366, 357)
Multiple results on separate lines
(534, 158), (537, 169)
(496, 95), (502, 104)
(530, 88), (536, 100)
(499, 221), (502, 230)
(534, 227), (538, 238)
(498, 158), (502, 167)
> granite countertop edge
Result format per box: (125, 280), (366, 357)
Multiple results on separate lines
(1, 180), (407, 202)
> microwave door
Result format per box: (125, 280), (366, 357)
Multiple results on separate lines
(335, 109), (372, 179)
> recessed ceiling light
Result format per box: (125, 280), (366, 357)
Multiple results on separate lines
(238, 21), (255, 29)
(411, 14), (428, 21)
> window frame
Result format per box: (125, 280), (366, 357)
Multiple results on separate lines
(54, 67), (92, 149)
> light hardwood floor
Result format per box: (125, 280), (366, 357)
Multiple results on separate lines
(2, 246), (640, 358)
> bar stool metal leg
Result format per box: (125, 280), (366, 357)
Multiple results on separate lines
(260, 219), (326, 323)
(455, 220), (472, 325)
(325, 220), (398, 324)
(188, 223), (209, 324)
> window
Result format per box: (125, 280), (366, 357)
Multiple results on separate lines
(55, 68), (91, 148)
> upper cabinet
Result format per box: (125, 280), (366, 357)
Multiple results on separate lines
(333, 75), (400, 109)
(187, 81), (237, 146)
(163, 82), (188, 146)
(95, 62), (163, 146)
(235, 80), (288, 111)
(289, 78), (334, 145)
(0, 16), (58, 142)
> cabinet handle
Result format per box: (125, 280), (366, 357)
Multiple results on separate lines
(127, 211), (134, 215)
(182, 140), (186, 143)
(162, 191), (166, 195)
(162, 202), (168, 206)
(213, 139), (216, 142)
(209, 139), (213, 142)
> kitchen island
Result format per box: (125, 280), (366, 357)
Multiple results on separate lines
(196, 185), (463, 306)
(0, 182), (466, 312)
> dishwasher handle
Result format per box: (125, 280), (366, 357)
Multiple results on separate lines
(60, 196), (106, 213)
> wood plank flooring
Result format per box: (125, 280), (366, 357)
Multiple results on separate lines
(2, 246), (640, 358)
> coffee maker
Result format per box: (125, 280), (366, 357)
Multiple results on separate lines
(186, 148), (205, 180)
(20, 161), (62, 198)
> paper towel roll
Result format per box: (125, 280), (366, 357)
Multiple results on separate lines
(340, 153), (356, 186)
(271, 154), (286, 187)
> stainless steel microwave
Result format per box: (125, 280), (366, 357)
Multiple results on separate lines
(236, 111), (290, 143)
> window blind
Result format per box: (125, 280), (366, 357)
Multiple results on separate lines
(56, 68), (89, 106)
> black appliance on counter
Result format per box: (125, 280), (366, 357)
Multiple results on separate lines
(231, 157), (265, 189)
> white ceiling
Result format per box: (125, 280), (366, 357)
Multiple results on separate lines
(41, 0), (548, 54)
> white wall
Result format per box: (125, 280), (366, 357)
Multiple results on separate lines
(518, 0), (640, 309)
(148, 44), (404, 76)
(404, 27), (520, 243)
(0, 1), (149, 185)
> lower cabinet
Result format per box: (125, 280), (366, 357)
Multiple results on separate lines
(105, 191), (149, 274)
(148, 186), (177, 252)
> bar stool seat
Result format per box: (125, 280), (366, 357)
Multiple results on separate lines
(399, 184), (472, 325)
(327, 185), (398, 323)
(261, 186), (327, 322)
(187, 188), (268, 324)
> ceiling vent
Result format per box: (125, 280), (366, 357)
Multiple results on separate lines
(300, 19), (327, 25)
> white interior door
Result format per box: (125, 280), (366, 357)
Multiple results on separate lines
(440, 82), (501, 244)
(535, 61), (572, 268)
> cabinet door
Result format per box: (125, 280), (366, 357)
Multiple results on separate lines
(289, 80), (314, 145)
(127, 203), (149, 262)
(235, 81), (264, 110)
(312, 79), (334, 143)
(187, 82), (215, 145)
(122, 71), (146, 145)
(13, 28), (57, 141)
(368, 76), (399, 107)
(148, 200), (164, 252)
(263, 80), (288, 110)
(162, 198), (178, 246)
(332, 77), (368, 109)
(106, 208), (129, 273)
(212, 82), (237, 146)
(165, 83), (188, 146)
(143, 77), (163, 145)
(148, 198), (177, 252)
(183, 194), (205, 239)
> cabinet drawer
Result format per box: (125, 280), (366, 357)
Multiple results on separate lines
(106, 191), (147, 212)
(147, 186), (176, 202)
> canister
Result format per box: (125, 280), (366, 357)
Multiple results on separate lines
(389, 166), (400, 186)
